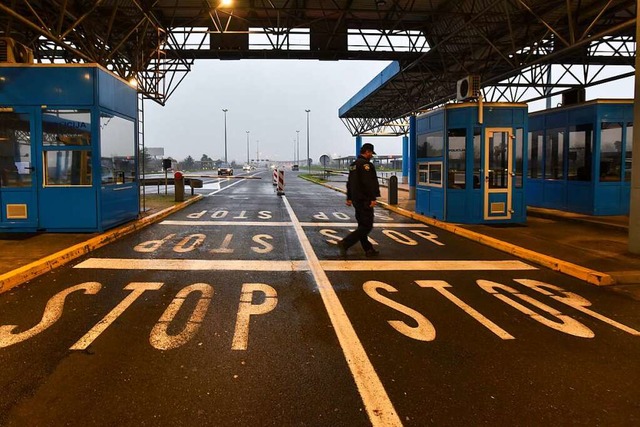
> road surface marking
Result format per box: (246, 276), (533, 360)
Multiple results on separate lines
(321, 260), (536, 271)
(159, 221), (427, 227)
(231, 283), (278, 350)
(71, 282), (164, 350)
(74, 258), (535, 272)
(282, 196), (402, 427)
(161, 220), (293, 226)
(74, 258), (309, 271)
(0, 282), (102, 348)
(206, 178), (245, 196)
(300, 222), (428, 228)
(150, 283), (213, 350)
(415, 280), (515, 340)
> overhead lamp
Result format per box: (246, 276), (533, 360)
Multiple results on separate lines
(128, 77), (138, 88)
(376, 0), (387, 6)
(219, 0), (233, 7)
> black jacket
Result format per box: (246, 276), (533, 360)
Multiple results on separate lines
(346, 155), (381, 202)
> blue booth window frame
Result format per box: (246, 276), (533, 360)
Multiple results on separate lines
(527, 102), (632, 215)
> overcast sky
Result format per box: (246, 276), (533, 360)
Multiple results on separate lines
(143, 60), (395, 164)
(143, 60), (634, 164)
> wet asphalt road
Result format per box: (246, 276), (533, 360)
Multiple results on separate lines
(0, 170), (639, 426)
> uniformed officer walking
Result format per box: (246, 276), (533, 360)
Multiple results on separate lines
(337, 143), (381, 257)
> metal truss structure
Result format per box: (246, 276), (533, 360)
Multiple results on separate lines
(0, 1), (635, 124)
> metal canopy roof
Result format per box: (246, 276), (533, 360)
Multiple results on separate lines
(1, 1), (635, 132)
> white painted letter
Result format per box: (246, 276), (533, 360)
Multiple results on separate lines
(232, 283), (278, 350)
(251, 234), (274, 254)
(477, 280), (594, 338)
(150, 283), (213, 350)
(187, 210), (207, 219)
(233, 210), (248, 219)
(363, 280), (435, 341)
(313, 212), (329, 220)
(174, 234), (206, 253)
(415, 280), (514, 340)
(211, 210), (229, 219)
(320, 229), (341, 244)
(134, 234), (175, 253)
(258, 211), (272, 219)
(0, 282), (102, 348)
(210, 234), (234, 254)
(70, 282), (164, 350)
(333, 212), (350, 220)
(515, 279), (640, 336)
(410, 230), (445, 246)
(382, 230), (418, 246)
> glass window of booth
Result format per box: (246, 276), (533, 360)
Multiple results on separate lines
(473, 128), (481, 188)
(528, 130), (543, 179)
(515, 128), (523, 188)
(625, 123), (633, 182)
(42, 110), (92, 186)
(100, 113), (136, 185)
(418, 131), (444, 158)
(447, 128), (466, 189)
(0, 112), (32, 188)
(600, 122), (622, 182)
(568, 124), (593, 181)
(545, 128), (564, 180)
(418, 162), (442, 187)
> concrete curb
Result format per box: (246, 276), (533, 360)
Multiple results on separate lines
(303, 176), (615, 287)
(0, 195), (203, 294)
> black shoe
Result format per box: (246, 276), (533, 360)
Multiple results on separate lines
(365, 248), (379, 257)
(337, 240), (347, 258)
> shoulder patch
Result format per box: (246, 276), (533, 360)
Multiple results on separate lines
(364, 164), (371, 171)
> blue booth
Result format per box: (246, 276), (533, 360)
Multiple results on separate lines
(415, 102), (528, 224)
(0, 64), (139, 232)
(527, 100), (633, 215)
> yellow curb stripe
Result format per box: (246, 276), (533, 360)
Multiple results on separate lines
(0, 196), (203, 294)
(303, 176), (614, 287)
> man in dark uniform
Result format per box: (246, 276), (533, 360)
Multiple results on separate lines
(337, 143), (381, 257)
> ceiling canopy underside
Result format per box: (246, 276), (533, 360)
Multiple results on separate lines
(1, 1), (636, 131)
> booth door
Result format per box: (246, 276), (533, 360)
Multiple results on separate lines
(0, 109), (38, 229)
(484, 128), (513, 220)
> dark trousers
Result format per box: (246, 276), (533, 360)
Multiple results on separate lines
(342, 200), (374, 251)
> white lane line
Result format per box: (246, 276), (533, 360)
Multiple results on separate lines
(74, 258), (535, 272)
(159, 221), (426, 228)
(299, 222), (428, 228)
(321, 260), (537, 271)
(282, 196), (402, 427)
(206, 178), (245, 196)
(161, 220), (293, 226)
(74, 258), (308, 271)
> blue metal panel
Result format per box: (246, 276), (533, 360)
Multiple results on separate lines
(38, 187), (98, 231)
(526, 180), (545, 207)
(542, 180), (567, 209)
(401, 136), (408, 180)
(594, 185), (629, 215)
(566, 182), (594, 214)
(0, 66), (94, 106)
(444, 191), (467, 222)
(97, 69), (137, 119)
(100, 185), (139, 229)
(338, 62), (401, 117)
(415, 187), (444, 220)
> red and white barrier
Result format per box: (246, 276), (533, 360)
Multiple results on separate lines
(272, 168), (278, 186)
(276, 168), (285, 196)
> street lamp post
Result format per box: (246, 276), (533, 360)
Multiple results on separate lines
(305, 110), (310, 173)
(246, 131), (250, 164)
(296, 130), (300, 165)
(222, 108), (228, 164)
